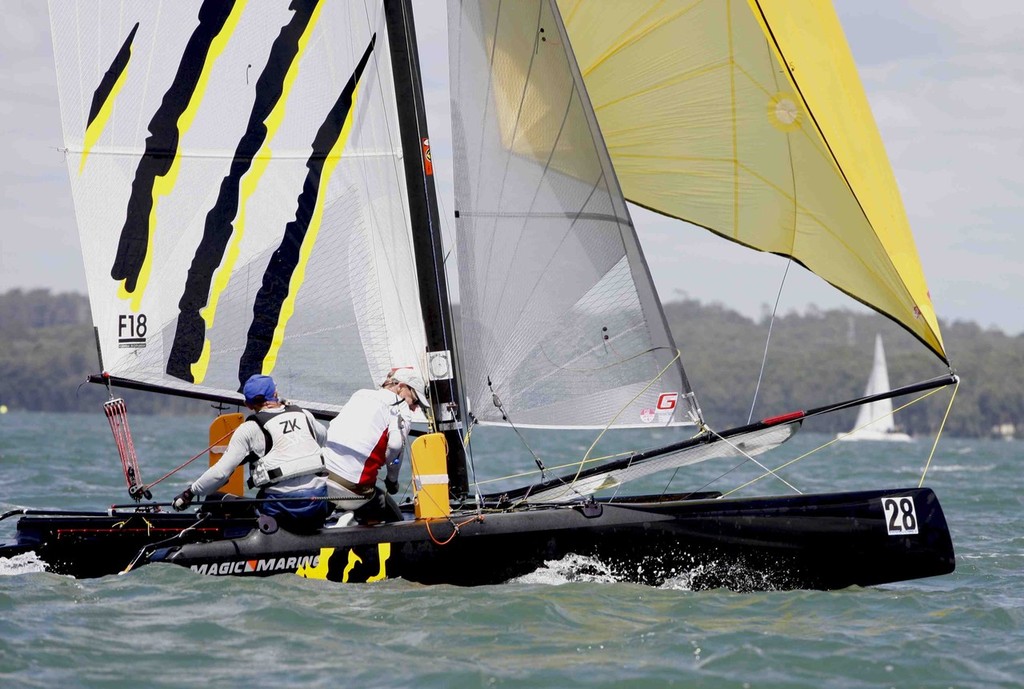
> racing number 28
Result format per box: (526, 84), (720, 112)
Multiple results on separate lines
(881, 496), (919, 536)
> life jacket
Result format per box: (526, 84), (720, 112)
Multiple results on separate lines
(245, 405), (325, 489)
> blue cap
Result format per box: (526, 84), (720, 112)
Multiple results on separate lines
(243, 375), (278, 405)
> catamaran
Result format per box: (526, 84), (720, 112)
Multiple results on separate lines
(0, 0), (958, 590)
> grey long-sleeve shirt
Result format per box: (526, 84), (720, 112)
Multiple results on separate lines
(189, 406), (327, 497)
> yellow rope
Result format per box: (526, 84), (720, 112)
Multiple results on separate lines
(919, 377), (959, 487)
(721, 383), (953, 498)
(567, 350), (684, 487)
(702, 422), (802, 494)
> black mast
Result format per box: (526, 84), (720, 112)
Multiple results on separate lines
(384, 0), (468, 497)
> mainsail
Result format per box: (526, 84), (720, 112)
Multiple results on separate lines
(556, 0), (947, 364)
(51, 1), (427, 413)
(449, 0), (701, 429)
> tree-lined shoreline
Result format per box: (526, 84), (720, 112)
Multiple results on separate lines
(1, 289), (1019, 438)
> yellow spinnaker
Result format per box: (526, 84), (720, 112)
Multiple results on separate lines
(557, 0), (945, 362)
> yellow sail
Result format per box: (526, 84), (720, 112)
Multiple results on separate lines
(557, 0), (946, 362)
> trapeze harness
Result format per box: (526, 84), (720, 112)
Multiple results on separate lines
(245, 405), (325, 489)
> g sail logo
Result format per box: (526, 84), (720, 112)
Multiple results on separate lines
(655, 392), (678, 423)
(118, 313), (148, 349)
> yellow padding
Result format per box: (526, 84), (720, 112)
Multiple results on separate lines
(410, 433), (450, 519)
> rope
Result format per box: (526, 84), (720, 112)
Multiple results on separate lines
(567, 350), (683, 488)
(748, 260), (791, 423)
(424, 514), (483, 546)
(104, 399), (144, 497)
(472, 449), (637, 487)
(919, 377), (959, 487)
(719, 383), (952, 498)
(141, 428), (236, 493)
(120, 513), (210, 575)
(487, 378), (548, 476)
(702, 422), (803, 494)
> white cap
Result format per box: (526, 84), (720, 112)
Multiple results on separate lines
(389, 367), (427, 405)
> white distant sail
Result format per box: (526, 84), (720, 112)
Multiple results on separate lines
(837, 335), (912, 442)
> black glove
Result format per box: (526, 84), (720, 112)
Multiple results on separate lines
(384, 478), (399, 495)
(172, 487), (194, 511)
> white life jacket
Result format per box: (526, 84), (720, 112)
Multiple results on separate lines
(246, 405), (325, 489)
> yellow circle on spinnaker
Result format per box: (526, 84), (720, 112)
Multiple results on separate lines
(767, 92), (802, 132)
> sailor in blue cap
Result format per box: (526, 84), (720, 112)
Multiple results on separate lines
(172, 374), (332, 531)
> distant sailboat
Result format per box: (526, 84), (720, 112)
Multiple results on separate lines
(838, 335), (913, 442)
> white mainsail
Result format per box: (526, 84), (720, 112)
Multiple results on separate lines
(838, 335), (912, 442)
(448, 0), (701, 430)
(51, 1), (428, 413)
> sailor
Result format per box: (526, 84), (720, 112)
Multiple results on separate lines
(172, 374), (332, 532)
(322, 367), (425, 524)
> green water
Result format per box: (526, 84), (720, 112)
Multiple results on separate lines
(1, 411), (1021, 688)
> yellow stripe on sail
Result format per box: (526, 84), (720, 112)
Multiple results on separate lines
(261, 79), (364, 375)
(79, 54), (131, 175)
(118, 1), (248, 313)
(191, 1), (325, 384)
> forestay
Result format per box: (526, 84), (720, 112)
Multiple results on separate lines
(448, 0), (700, 430)
(51, 0), (427, 413)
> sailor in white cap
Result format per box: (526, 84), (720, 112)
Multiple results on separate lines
(322, 367), (426, 523)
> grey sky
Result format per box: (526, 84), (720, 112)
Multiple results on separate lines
(1, 2), (1020, 335)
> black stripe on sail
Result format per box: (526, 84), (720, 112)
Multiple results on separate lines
(88, 23), (139, 128)
(166, 0), (321, 383)
(110, 0), (237, 294)
(237, 35), (377, 387)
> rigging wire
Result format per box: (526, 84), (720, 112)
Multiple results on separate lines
(140, 428), (236, 493)
(747, 259), (791, 424)
(471, 449), (637, 487)
(701, 422), (803, 494)
(918, 376), (959, 487)
(566, 350), (684, 489)
(487, 378), (548, 477)
(717, 383), (952, 498)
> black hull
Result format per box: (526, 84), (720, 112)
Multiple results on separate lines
(1, 488), (954, 591)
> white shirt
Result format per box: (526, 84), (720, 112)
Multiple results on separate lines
(323, 388), (412, 487)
